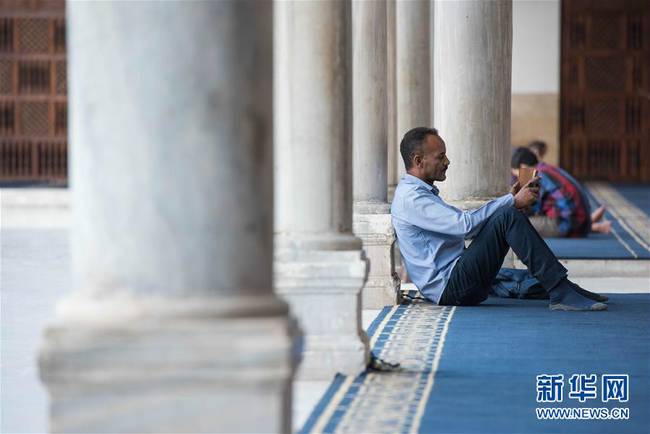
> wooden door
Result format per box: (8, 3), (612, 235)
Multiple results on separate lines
(0, 0), (67, 184)
(561, 0), (650, 182)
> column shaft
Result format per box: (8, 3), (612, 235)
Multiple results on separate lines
(395, 0), (431, 181)
(39, 2), (295, 432)
(387, 0), (398, 194)
(353, 0), (387, 203)
(434, 0), (513, 206)
(275, 1), (353, 242)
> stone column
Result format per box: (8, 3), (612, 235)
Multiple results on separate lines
(274, 0), (370, 380)
(395, 0), (431, 181)
(39, 2), (295, 433)
(386, 0), (398, 197)
(352, 0), (401, 309)
(434, 0), (512, 208)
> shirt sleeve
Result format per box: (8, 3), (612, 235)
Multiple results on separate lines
(404, 192), (514, 238)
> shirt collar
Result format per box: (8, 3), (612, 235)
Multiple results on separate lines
(402, 174), (439, 195)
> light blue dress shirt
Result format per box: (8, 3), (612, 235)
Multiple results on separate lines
(391, 174), (515, 304)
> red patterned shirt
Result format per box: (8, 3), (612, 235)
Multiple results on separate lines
(533, 163), (592, 237)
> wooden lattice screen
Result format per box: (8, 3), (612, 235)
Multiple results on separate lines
(561, 0), (650, 182)
(0, 0), (67, 184)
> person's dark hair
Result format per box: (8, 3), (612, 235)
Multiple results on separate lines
(527, 140), (547, 156)
(511, 146), (539, 169)
(400, 127), (439, 170)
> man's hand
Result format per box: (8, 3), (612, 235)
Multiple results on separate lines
(513, 177), (540, 209)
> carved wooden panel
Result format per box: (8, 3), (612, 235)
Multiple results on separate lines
(0, 0), (66, 183)
(561, 0), (650, 182)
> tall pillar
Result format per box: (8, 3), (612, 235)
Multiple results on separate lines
(274, 1), (370, 379)
(434, 0), (512, 209)
(395, 0), (431, 182)
(39, 2), (295, 433)
(386, 0), (398, 196)
(352, 0), (400, 309)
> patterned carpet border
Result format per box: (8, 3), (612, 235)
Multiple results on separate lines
(588, 182), (650, 253)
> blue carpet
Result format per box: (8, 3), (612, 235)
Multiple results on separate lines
(613, 184), (650, 216)
(301, 295), (649, 433)
(544, 184), (650, 259)
(421, 294), (650, 434)
(544, 231), (650, 259)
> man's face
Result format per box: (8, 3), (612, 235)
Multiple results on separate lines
(414, 134), (450, 184)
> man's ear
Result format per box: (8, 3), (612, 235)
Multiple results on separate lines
(413, 154), (422, 168)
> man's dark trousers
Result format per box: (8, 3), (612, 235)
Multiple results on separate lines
(440, 206), (568, 306)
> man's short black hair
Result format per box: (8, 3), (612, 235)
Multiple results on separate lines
(511, 146), (539, 169)
(400, 127), (439, 170)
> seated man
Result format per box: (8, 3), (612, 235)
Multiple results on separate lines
(511, 146), (611, 238)
(391, 127), (607, 311)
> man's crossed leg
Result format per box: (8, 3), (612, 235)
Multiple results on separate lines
(440, 207), (607, 311)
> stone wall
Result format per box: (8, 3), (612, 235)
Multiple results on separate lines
(511, 93), (559, 166)
(511, 0), (560, 166)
